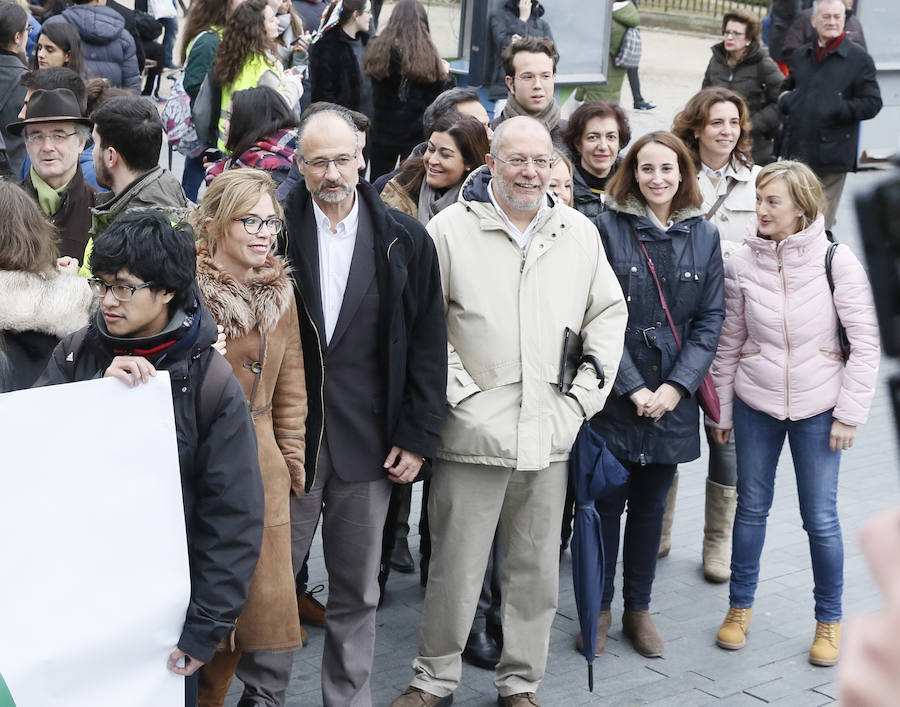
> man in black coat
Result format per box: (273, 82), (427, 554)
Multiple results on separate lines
(35, 211), (264, 706)
(280, 107), (446, 707)
(779, 0), (881, 229)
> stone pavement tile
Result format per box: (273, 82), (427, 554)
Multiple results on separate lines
(605, 668), (715, 704)
(647, 687), (723, 706)
(812, 681), (839, 700)
(691, 661), (785, 698)
(768, 690), (835, 706)
(742, 664), (837, 703)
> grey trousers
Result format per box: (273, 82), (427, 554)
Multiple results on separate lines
(411, 459), (568, 698)
(816, 170), (847, 231)
(235, 650), (295, 707)
(705, 425), (738, 487)
(290, 441), (392, 707)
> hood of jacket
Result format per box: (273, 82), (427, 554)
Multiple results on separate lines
(607, 193), (704, 227)
(93, 166), (191, 232)
(61, 5), (126, 43)
(195, 246), (293, 339)
(613, 1), (640, 26)
(0, 270), (91, 339)
(711, 39), (771, 66)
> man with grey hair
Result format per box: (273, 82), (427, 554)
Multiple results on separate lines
(392, 115), (628, 707)
(778, 0), (881, 229)
(281, 107), (447, 707)
(9, 87), (96, 260)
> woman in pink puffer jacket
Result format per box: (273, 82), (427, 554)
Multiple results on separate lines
(707, 161), (880, 669)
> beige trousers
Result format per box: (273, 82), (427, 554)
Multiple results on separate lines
(816, 170), (847, 231)
(411, 459), (568, 698)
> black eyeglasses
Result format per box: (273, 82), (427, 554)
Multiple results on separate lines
(88, 278), (157, 301)
(232, 216), (285, 235)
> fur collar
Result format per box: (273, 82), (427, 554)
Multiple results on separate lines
(608, 193), (704, 225)
(0, 270), (92, 338)
(195, 246), (293, 339)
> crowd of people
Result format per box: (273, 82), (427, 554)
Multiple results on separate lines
(0, 0), (890, 706)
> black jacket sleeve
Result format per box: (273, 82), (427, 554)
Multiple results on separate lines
(752, 57), (786, 137)
(177, 367), (264, 663)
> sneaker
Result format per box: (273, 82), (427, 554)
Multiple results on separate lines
(809, 621), (841, 666)
(633, 100), (656, 111)
(717, 607), (752, 650)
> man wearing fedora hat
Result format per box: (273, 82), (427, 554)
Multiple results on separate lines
(9, 87), (97, 261)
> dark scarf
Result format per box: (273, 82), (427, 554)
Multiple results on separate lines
(416, 179), (463, 226)
(576, 162), (613, 195)
(96, 304), (201, 363)
(815, 31), (846, 63)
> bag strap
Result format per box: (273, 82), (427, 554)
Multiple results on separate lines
(62, 327), (89, 381)
(195, 350), (234, 440)
(704, 177), (739, 221)
(630, 224), (683, 351)
(825, 241), (838, 294)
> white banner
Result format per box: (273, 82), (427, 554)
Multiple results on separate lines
(0, 374), (190, 707)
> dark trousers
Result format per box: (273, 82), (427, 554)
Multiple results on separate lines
(368, 140), (420, 183)
(182, 153), (206, 202)
(185, 673), (198, 707)
(597, 461), (678, 611)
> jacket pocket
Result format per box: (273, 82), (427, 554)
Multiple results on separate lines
(816, 125), (854, 170)
(819, 348), (844, 363)
(739, 350), (761, 359)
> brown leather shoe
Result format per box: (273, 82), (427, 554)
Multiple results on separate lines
(574, 610), (612, 655)
(497, 693), (540, 706)
(622, 610), (664, 657)
(298, 584), (326, 627)
(299, 623), (309, 646)
(391, 686), (453, 706)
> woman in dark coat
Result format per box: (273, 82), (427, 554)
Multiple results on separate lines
(702, 10), (784, 165)
(488, 0), (552, 99)
(363, 0), (451, 180)
(589, 131), (725, 659)
(308, 0), (371, 112)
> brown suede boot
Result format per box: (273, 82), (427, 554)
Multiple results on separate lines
(574, 610), (612, 655)
(622, 610), (663, 657)
(658, 472), (678, 558)
(702, 479), (737, 583)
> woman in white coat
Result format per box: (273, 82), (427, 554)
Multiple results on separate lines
(665, 87), (762, 582)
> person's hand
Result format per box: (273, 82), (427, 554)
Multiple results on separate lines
(293, 35), (309, 52)
(629, 387), (652, 416)
(830, 420), (856, 452)
(212, 325), (227, 356)
(517, 0), (532, 21)
(167, 648), (205, 676)
(510, 33), (523, 44)
(56, 256), (79, 274)
(840, 507), (900, 706)
(440, 58), (450, 77)
(710, 427), (731, 445)
(104, 356), (156, 387)
(642, 383), (682, 422)
(383, 446), (424, 484)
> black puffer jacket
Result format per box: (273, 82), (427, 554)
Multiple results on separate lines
(309, 26), (363, 110)
(702, 41), (784, 165)
(35, 292), (264, 663)
(571, 160), (619, 225)
(780, 37), (882, 173)
(488, 0), (553, 98)
(590, 196), (725, 466)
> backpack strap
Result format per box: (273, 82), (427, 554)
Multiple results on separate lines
(195, 350), (235, 440)
(61, 327), (89, 381)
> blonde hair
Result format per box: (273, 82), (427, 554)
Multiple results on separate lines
(550, 149), (574, 206)
(756, 160), (825, 229)
(190, 169), (283, 255)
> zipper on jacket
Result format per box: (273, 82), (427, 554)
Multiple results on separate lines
(520, 246), (526, 273)
(779, 258), (791, 417)
(300, 296), (326, 482)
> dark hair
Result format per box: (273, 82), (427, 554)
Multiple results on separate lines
(722, 10), (760, 44)
(562, 101), (631, 159)
(363, 0), (444, 83)
(320, 0), (367, 29)
(91, 95), (163, 172)
(300, 101), (370, 132)
(180, 0), (233, 66)
(90, 211), (196, 312)
(502, 36), (558, 77)
(394, 113), (489, 198)
(672, 87), (754, 169)
(0, 3), (27, 52)
(31, 23), (87, 78)
(422, 87), (480, 136)
(226, 86), (298, 159)
(21, 67), (87, 114)
(215, 0), (277, 87)
(0, 181), (59, 273)
(606, 130), (702, 215)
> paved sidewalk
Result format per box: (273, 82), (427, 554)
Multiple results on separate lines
(222, 17), (900, 707)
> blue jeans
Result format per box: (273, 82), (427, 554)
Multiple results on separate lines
(730, 397), (843, 622)
(181, 153), (206, 202)
(159, 16), (178, 67)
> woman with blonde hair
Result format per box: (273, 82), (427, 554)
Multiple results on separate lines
(0, 181), (91, 392)
(588, 130), (725, 658)
(191, 168), (306, 707)
(548, 149), (573, 206)
(711, 160), (880, 667)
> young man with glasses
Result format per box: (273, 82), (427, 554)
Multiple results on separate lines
(35, 210), (264, 707)
(280, 107), (446, 707)
(392, 116), (627, 707)
(8, 87), (97, 261)
(491, 36), (566, 147)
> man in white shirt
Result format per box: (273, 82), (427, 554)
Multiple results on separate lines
(280, 107), (447, 707)
(392, 116), (627, 707)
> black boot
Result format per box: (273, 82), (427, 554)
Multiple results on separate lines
(463, 630), (501, 670)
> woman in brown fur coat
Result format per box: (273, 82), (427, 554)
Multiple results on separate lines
(191, 169), (306, 707)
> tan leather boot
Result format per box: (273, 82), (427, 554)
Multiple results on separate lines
(809, 621), (841, 666)
(717, 607), (752, 650)
(702, 479), (737, 583)
(574, 610), (612, 655)
(622, 610), (663, 657)
(657, 472), (678, 558)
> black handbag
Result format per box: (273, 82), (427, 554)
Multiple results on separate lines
(825, 242), (852, 362)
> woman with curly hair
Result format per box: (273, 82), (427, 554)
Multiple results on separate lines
(191, 168), (306, 707)
(363, 0), (450, 179)
(31, 22), (87, 78)
(214, 0), (303, 150)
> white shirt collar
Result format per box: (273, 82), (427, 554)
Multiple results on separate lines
(486, 178), (547, 249)
(312, 190), (359, 240)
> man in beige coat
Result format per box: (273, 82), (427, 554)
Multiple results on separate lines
(392, 116), (628, 707)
